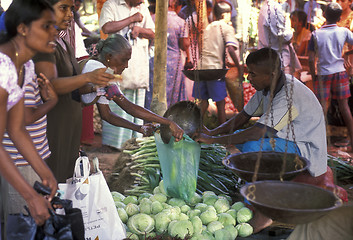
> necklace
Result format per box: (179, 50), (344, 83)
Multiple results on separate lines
(11, 40), (24, 79)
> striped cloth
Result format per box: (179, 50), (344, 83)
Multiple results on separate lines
(102, 88), (145, 149)
(2, 78), (50, 166)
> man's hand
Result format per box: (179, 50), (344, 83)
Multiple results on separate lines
(26, 193), (52, 226)
(140, 123), (158, 136)
(131, 12), (143, 23)
(194, 133), (214, 144)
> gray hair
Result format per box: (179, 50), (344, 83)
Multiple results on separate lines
(96, 34), (132, 62)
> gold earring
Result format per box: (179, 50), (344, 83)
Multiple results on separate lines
(22, 33), (26, 37)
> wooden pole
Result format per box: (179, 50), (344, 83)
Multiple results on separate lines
(150, 0), (168, 116)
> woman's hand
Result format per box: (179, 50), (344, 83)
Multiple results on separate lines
(139, 123), (158, 137)
(169, 122), (184, 142)
(38, 73), (58, 103)
(88, 68), (115, 87)
(26, 192), (52, 226)
(40, 171), (58, 201)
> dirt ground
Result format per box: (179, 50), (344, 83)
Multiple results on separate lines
(81, 125), (353, 204)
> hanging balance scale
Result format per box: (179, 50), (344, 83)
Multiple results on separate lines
(222, 1), (342, 224)
(182, 0), (228, 82)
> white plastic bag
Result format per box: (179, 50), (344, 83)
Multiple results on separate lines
(59, 155), (126, 240)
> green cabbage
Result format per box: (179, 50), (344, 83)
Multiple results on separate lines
(168, 198), (186, 207)
(214, 198), (230, 213)
(139, 198), (152, 214)
(151, 201), (164, 215)
(181, 204), (191, 213)
(111, 191), (125, 202)
(125, 232), (139, 240)
(207, 221), (223, 234)
(214, 228), (233, 240)
(236, 207), (253, 223)
(125, 203), (140, 217)
(203, 194), (218, 206)
(200, 209), (218, 225)
(127, 213), (155, 235)
(158, 180), (167, 195)
(194, 203), (208, 212)
(187, 192), (202, 206)
(226, 209), (237, 220)
(235, 223), (253, 237)
(150, 193), (168, 203)
(191, 216), (203, 234)
(117, 207), (128, 223)
(179, 213), (189, 220)
(137, 192), (152, 203)
(168, 220), (194, 239)
(114, 201), (126, 209)
(187, 209), (201, 218)
(217, 213), (236, 226)
(224, 225), (238, 239)
(123, 195), (138, 205)
(154, 212), (171, 234)
(231, 201), (245, 211)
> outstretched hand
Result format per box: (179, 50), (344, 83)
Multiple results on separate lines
(89, 68), (115, 87)
(38, 73), (58, 103)
(140, 123), (159, 137)
(193, 132), (214, 144)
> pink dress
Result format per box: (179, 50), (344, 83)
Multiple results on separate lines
(0, 52), (33, 110)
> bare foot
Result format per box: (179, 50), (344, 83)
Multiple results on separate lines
(248, 209), (273, 233)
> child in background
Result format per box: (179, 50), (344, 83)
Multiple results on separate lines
(308, 2), (353, 150)
(191, 0), (241, 125)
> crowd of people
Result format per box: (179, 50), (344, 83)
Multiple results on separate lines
(1, 0), (353, 239)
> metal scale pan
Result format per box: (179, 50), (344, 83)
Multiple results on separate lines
(182, 69), (229, 81)
(240, 180), (342, 224)
(223, 151), (342, 224)
(223, 151), (310, 182)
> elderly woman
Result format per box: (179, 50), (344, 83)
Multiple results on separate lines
(81, 34), (184, 141)
(0, 0), (58, 226)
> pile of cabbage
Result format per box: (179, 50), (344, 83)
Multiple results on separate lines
(112, 180), (253, 240)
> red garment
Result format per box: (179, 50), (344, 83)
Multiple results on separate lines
(80, 105), (94, 144)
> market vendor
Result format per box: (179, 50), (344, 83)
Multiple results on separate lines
(196, 47), (327, 179)
(195, 48), (348, 232)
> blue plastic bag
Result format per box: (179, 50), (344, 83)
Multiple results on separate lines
(155, 133), (201, 201)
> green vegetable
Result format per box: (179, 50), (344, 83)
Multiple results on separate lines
(236, 207), (253, 223)
(114, 201), (126, 209)
(123, 195), (138, 205)
(187, 209), (201, 218)
(139, 198), (152, 214)
(203, 194), (218, 206)
(191, 216), (203, 234)
(125, 232), (139, 240)
(117, 208), (128, 223)
(151, 201), (164, 215)
(111, 191), (125, 202)
(224, 225), (238, 239)
(235, 223), (253, 237)
(168, 220), (194, 239)
(162, 207), (180, 221)
(187, 192), (202, 206)
(179, 213), (189, 220)
(125, 203), (140, 217)
(181, 204), (191, 213)
(168, 198), (186, 207)
(214, 228), (233, 240)
(138, 192), (152, 202)
(207, 221), (223, 234)
(195, 203), (208, 212)
(214, 198), (230, 213)
(200, 209), (218, 225)
(226, 209), (237, 220)
(217, 213), (236, 226)
(154, 212), (171, 234)
(127, 213), (155, 235)
(231, 201), (245, 211)
(201, 231), (216, 240)
(158, 180), (167, 195)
